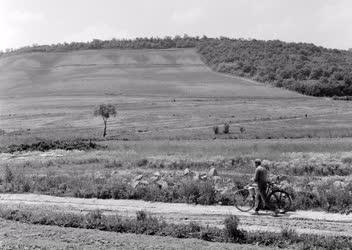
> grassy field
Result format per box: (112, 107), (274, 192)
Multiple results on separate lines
(1, 48), (352, 142)
(1, 47), (352, 247)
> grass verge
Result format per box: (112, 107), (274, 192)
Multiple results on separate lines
(0, 208), (351, 249)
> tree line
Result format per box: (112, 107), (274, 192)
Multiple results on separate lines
(1, 35), (352, 97)
(0, 35), (200, 55)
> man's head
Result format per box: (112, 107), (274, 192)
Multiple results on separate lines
(254, 159), (261, 167)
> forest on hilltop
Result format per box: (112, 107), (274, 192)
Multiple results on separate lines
(197, 38), (352, 97)
(1, 36), (352, 97)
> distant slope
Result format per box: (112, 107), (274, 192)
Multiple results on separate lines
(2, 36), (352, 97)
(8, 48), (352, 142)
(0, 48), (301, 99)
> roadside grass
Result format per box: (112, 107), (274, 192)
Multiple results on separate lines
(0, 207), (351, 249)
(1, 139), (352, 213)
(1, 165), (352, 213)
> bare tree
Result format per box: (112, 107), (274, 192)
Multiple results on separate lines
(94, 104), (116, 137)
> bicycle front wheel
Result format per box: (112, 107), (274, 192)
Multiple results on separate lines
(268, 190), (292, 213)
(234, 189), (255, 212)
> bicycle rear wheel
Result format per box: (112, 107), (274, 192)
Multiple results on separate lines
(268, 190), (292, 213)
(234, 189), (255, 212)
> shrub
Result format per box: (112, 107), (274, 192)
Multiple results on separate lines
(223, 123), (230, 134)
(197, 181), (217, 205)
(1, 139), (103, 153)
(136, 210), (147, 221)
(179, 180), (216, 205)
(84, 210), (105, 229)
(4, 165), (14, 184)
(213, 126), (219, 135)
(280, 226), (299, 241)
(223, 215), (244, 242)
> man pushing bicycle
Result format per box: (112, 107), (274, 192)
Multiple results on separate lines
(251, 159), (278, 216)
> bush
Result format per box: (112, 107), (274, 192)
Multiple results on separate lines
(239, 127), (246, 134)
(223, 215), (244, 242)
(1, 139), (103, 153)
(179, 180), (216, 205)
(280, 226), (299, 241)
(136, 210), (147, 221)
(213, 126), (219, 135)
(84, 210), (105, 229)
(4, 165), (14, 184)
(223, 123), (230, 134)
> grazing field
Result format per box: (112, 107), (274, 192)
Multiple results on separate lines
(1, 48), (352, 142)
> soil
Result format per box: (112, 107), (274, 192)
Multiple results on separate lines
(1, 193), (351, 238)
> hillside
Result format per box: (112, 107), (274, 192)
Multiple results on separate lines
(0, 48), (298, 98)
(1, 48), (352, 141)
(2, 36), (352, 97)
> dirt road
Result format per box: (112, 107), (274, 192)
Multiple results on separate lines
(1, 193), (351, 237)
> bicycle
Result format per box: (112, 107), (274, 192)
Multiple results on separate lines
(233, 180), (292, 213)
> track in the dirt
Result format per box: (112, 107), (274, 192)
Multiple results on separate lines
(1, 193), (351, 237)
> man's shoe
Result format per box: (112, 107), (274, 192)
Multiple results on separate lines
(272, 209), (279, 217)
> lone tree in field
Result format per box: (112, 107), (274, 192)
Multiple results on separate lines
(94, 104), (117, 137)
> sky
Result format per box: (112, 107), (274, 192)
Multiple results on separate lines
(1, 0), (352, 51)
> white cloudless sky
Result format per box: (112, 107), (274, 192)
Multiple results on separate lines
(1, 0), (352, 50)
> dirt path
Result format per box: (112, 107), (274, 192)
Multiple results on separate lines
(1, 193), (351, 237)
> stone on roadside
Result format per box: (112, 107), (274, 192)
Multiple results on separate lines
(193, 171), (200, 181)
(183, 168), (191, 176)
(139, 180), (149, 185)
(153, 171), (161, 177)
(208, 167), (218, 177)
(131, 181), (140, 189)
(134, 174), (143, 181)
(220, 187), (230, 195)
(200, 173), (207, 180)
(150, 175), (160, 182)
(131, 179), (149, 189)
